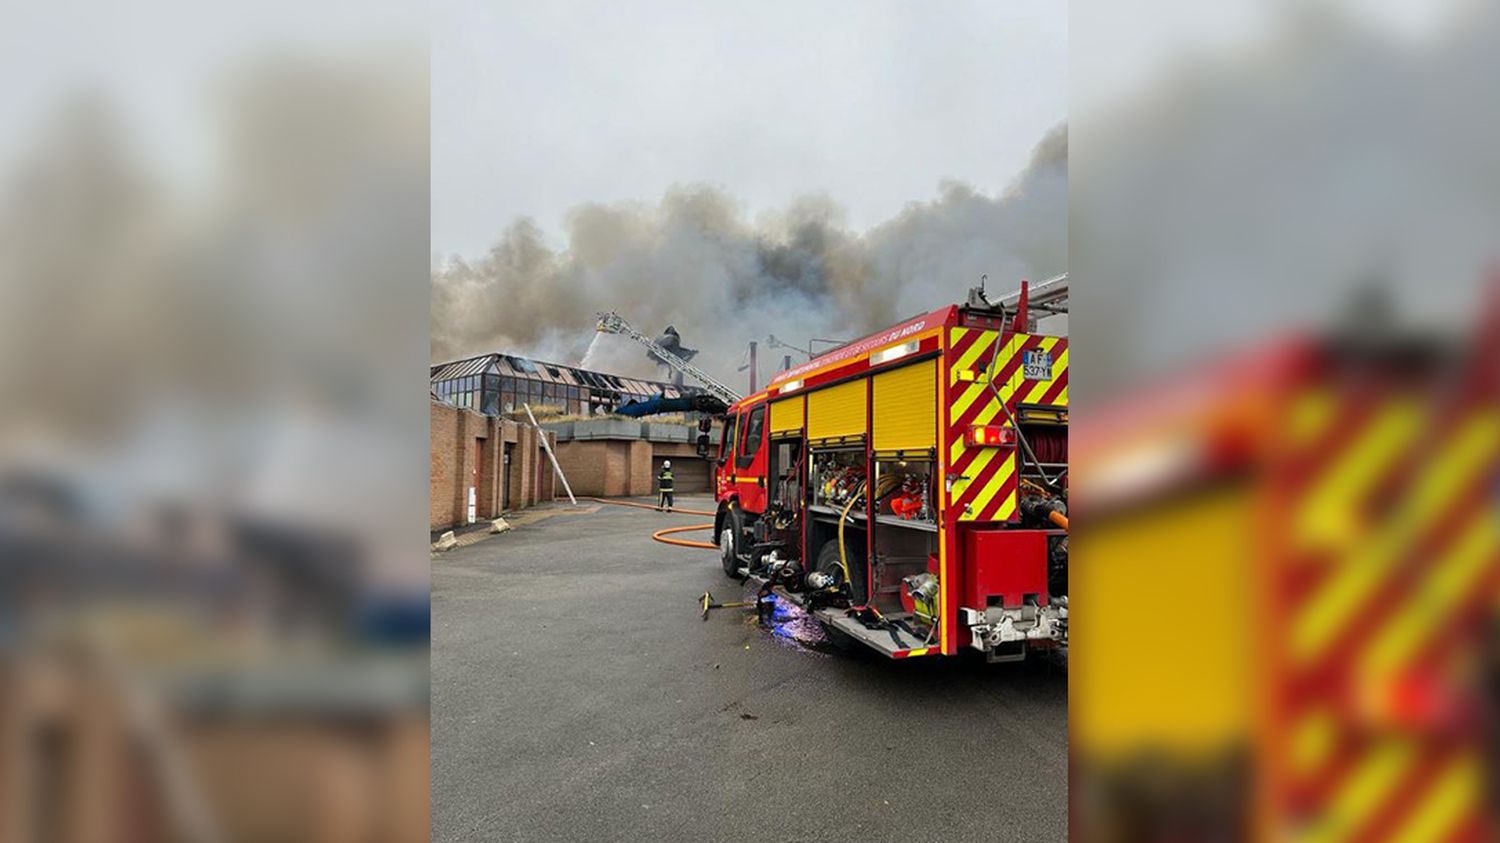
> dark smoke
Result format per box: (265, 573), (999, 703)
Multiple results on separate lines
(431, 123), (1066, 385)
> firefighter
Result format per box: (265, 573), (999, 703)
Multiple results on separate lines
(656, 460), (675, 512)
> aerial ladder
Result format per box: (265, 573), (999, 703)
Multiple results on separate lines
(970, 272), (1068, 327)
(595, 312), (743, 406)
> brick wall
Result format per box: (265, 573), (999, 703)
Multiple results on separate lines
(554, 440), (612, 496)
(552, 435), (713, 498)
(537, 437), (558, 502)
(652, 455), (712, 493)
(430, 402), (459, 528)
(553, 439), (645, 497)
(431, 401), (556, 530)
(627, 440), (653, 496)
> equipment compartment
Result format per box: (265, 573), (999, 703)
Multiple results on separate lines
(871, 457), (936, 529)
(810, 447), (866, 510)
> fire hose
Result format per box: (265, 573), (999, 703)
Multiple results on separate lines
(582, 498), (754, 621)
(835, 473), (905, 597)
(583, 497), (718, 549)
(653, 523), (718, 549)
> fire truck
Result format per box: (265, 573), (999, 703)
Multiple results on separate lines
(707, 278), (1069, 661)
(1071, 286), (1500, 840)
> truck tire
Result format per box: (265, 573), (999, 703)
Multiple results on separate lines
(813, 541), (858, 652)
(720, 506), (744, 577)
(814, 540), (846, 589)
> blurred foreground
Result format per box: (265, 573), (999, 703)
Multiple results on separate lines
(0, 3), (428, 840)
(1070, 3), (1500, 840)
(1073, 283), (1500, 841)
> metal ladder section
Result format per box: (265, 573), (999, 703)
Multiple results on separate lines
(594, 311), (743, 406)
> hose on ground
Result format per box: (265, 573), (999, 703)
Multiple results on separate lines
(652, 523), (717, 549)
(583, 497), (717, 549)
(583, 496), (716, 517)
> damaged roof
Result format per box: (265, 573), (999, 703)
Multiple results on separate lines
(430, 352), (686, 398)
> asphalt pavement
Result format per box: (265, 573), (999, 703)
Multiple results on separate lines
(431, 495), (1068, 841)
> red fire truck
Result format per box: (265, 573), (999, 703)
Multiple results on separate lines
(709, 281), (1069, 660)
(1071, 284), (1500, 840)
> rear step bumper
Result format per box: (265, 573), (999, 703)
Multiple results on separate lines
(738, 568), (937, 659)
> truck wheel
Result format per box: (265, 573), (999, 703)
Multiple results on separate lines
(814, 540), (846, 588)
(720, 507), (744, 577)
(809, 541), (864, 652)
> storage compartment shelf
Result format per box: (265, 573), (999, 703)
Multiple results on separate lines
(808, 505), (937, 532)
(808, 503), (867, 522)
(874, 513), (938, 532)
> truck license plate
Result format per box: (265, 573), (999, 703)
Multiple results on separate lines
(1022, 350), (1053, 381)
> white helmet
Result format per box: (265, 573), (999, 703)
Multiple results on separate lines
(662, 460), (671, 468)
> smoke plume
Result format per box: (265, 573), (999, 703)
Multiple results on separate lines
(1070, 5), (1500, 396)
(431, 123), (1066, 386)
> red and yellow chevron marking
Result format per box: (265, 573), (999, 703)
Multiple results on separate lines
(1267, 381), (1500, 842)
(944, 328), (1068, 523)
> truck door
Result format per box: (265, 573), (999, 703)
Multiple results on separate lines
(733, 403), (769, 514)
(715, 411), (739, 499)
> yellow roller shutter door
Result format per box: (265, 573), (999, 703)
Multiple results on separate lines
(873, 360), (937, 452)
(806, 380), (867, 441)
(769, 396), (804, 434)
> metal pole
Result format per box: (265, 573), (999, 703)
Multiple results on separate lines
(748, 341), (757, 393)
(524, 403), (577, 505)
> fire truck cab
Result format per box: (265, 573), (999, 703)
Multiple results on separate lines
(712, 284), (1069, 660)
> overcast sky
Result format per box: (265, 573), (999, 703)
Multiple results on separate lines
(431, 0), (1066, 257)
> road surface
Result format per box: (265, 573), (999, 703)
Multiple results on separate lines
(431, 496), (1067, 841)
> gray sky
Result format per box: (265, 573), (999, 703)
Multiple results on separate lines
(1072, 0), (1472, 115)
(432, 0), (1066, 257)
(1, 0), (421, 192)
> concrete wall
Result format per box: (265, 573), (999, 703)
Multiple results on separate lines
(431, 400), (556, 530)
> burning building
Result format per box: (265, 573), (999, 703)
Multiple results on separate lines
(429, 352), (693, 417)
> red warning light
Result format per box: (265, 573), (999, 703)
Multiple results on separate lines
(966, 425), (1016, 447)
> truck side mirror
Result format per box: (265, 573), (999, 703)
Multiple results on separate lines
(698, 417), (713, 433)
(696, 433), (711, 457)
